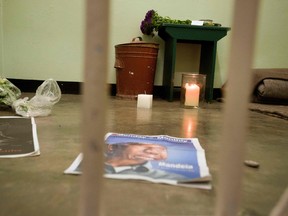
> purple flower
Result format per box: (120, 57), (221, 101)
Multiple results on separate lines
(140, 10), (192, 36)
(140, 10), (155, 35)
(145, 10), (154, 22)
(140, 20), (154, 35)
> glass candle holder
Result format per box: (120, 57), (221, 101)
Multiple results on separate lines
(180, 73), (206, 108)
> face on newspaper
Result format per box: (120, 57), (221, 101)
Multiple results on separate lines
(106, 143), (168, 167)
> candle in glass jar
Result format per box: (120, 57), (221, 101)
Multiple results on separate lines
(185, 83), (200, 107)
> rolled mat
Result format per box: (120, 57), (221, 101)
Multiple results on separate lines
(251, 69), (288, 104)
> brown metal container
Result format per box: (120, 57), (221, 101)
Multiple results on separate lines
(114, 42), (159, 99)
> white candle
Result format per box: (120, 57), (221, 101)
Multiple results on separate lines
(137, 94), (153, 109)
(184, 83), (200, 107)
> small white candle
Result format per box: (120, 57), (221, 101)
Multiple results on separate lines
(137, 94), (153, 109)
(184, 83), (200, 107)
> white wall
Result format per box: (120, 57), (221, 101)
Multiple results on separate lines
(1, 0), (288, 88)
(2, 0), (84, 81)
(253, 0), (288, 68)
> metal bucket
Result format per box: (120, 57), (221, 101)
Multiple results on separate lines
(114, 42), (159, 99)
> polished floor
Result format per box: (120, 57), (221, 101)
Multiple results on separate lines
(0, 93), (287, 216)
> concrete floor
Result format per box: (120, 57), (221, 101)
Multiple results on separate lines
(0, 93), (287, 216)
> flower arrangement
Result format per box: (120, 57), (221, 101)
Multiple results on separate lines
(140, 10), (192, 36)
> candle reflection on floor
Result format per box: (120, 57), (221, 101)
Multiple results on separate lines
(181, 109), (198, 138)
(136, 109), (152, 122)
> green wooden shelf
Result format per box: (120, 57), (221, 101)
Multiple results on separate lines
(158, 23), (230, 102)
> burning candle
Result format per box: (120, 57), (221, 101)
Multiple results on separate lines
(137, 94), (153, 109)
(184, 83), (200, 107)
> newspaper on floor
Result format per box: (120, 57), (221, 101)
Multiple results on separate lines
(0, 116), (40, 158)
(65, 133), (212, 189)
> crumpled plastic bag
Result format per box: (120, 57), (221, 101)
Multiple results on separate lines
(0, 77), (21, 106)
(12, 79), (61, 117)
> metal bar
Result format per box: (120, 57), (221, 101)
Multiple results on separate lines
(270, 187), (288, 216)
(79, 0), (109, 215)
(215, 0), (260, 215)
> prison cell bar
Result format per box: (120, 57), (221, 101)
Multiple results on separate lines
(215, 0), (260, 215)
(79, 0), (109, 215)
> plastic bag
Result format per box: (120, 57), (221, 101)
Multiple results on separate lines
(12, 79), (61, 117)
(0, 77), (21, 106)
